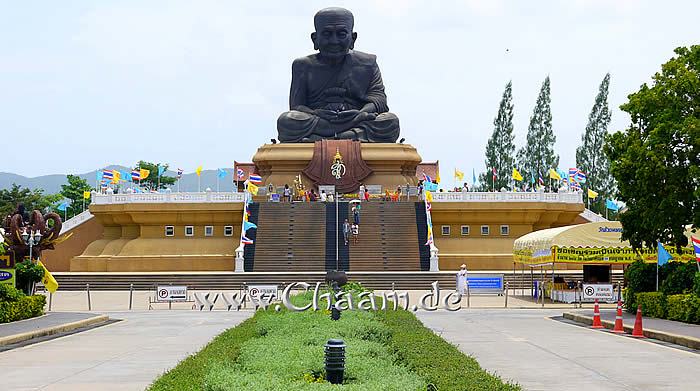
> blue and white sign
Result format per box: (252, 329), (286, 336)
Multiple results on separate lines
(466, 274), (504, 294)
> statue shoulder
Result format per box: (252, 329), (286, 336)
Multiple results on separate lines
(349, 51), (378, 66)
(291, 55), (315, 71)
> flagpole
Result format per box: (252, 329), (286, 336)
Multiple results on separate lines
(217, 174), (220, 193)
(198, 176), (201, 192)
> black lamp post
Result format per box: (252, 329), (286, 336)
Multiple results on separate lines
(324, 339), (346, 384)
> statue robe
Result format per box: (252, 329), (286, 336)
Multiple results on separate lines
(277, 50), (400, 143)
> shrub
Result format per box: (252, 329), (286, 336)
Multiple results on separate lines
(15, 260), (44, 295)
(660, 262), (697, 295)
(0, 284), (25, 302)
(635, 292), (667, 318)
(0, 294), (46, 323)
(666, 294), (686, 321)
(625, 260), (656, 293)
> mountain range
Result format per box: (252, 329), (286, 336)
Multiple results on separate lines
(0, 166), (240, 194)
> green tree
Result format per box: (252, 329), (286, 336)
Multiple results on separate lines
(479, 81), (516, 191)
(517, 76), (559, 186)
(0, 184), (62, 218)
(135, 161), (176, 190)
(576, 73), (615, 214)
(60, 175), (93, 218)
(604, 46), (700, 250)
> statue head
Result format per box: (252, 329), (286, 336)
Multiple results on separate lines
(311, 7), (357, 62)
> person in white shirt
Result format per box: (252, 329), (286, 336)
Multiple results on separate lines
(456, 264), (469, 296)
(320, 190), (327, 202)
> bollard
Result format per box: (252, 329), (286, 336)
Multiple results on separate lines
(466, 282), (470, 308)
(324, 339), (346, 384)
(86, 283), (92, 311)
(49, 291), (53, 311)
(243, 282), (247, 309)
(391, 282), (395, 291)
(504, 282), (509, 308)
(129, 283), (134, 310)
(540, 283), (544, 308)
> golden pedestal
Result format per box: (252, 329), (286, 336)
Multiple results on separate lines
(252, 143), (422, 192)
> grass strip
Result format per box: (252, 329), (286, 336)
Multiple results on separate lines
(377, 310), (520, 391)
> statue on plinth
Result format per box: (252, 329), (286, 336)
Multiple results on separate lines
(277, 7), (400, 143)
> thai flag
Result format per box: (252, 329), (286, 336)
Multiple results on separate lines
(423, 173), (432, 182)
(249, 174), (262, 184)
(177, 168), (183, 179)
(574, 170), (587, 184)
(538, 172), (545, 185)
(236, 168), (245, 179)
(492, 167), (497, 180)
(241, 236), (254, 245)
(102, 169), (113, 180)
(692, 236), (700, 264)
(570, 181), (582, 191)
(131, 169), (141, 181)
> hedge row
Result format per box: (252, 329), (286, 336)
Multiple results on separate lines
(635, 292), (700, 324)
(0, 294), (46, 323)
(377, 310), (519, 391)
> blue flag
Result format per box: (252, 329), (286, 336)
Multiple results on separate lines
(121, 170), (132, 182)
(218, 168), (228, 179)
(95, 170), (102, 182)
(424, 182), (438, 192)
(605, 199), (619, 211)
(472, 168), (476, 186)
(657, 242), (672, 266)
(244, 221), (257, 231)
(158, 164), (166, 177)
(56, 201), (69, 211)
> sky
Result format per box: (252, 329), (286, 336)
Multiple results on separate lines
(1, 0), (698, 182)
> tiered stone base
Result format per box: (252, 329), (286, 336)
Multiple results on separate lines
(252, 143), (422, 193)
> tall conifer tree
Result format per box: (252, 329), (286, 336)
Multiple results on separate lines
(517, 76), (558, 186)
(479, 81), (516, 190)
(576, 73), (615, 213)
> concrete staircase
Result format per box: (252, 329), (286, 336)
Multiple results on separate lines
(347, 202), (422, 271)
(252, 202), (327, 271)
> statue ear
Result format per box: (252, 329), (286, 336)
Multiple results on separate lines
(350, 32), (357, 49)
(311, 32), (318, 50)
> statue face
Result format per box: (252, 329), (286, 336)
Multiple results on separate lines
(312, 22), (356, 61)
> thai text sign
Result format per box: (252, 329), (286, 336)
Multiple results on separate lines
(156, 285), (188, 302)
(582, 284), (614, 301)
(467, 274), (504, 294)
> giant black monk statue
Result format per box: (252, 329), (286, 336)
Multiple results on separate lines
(277, 7), (400, 143)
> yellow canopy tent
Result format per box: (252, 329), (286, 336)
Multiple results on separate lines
(513, 221), (695, 265)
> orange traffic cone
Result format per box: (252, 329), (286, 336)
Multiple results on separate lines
(612, 300), (625, 333)
(591, 299), (604, 329)
(631, 305), (645, 338)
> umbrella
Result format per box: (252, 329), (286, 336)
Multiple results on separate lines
(349, 199), (361, 204)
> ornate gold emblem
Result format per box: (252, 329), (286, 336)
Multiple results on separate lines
(330, 148), (346, 180)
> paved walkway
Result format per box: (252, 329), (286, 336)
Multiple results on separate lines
(0, 311), (252, 391)
(578, 309), (700, 339)
(418, 309), (700, 391)
(0, 313), (97, 338)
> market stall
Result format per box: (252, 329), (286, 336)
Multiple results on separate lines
(512, 221), (695, 303)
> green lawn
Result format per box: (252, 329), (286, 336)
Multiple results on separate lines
(149, 295), (519, 391)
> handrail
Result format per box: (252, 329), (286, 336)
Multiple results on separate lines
(431, 191), (582, 203)
(59, 209), (94, 235)
(92, 192), (245, 205)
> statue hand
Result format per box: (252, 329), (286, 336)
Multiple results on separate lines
(352, 111), (377, 122)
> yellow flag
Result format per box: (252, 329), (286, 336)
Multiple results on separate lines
(435, 167), (440, 183)
(140, 169), (150, 180)
(588, 189), (599, 199)
(247, 182), (259, 195)
(38, 260), (58, 293)
(111, 170), (120, 184)
(195, 166), (203, 177)
(512, 168), (523, 181)
(425, 191), (433, 203)
(549, 168), (562, 181)
(83, 191), (91, 199)
(454, 168), (464, 181)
